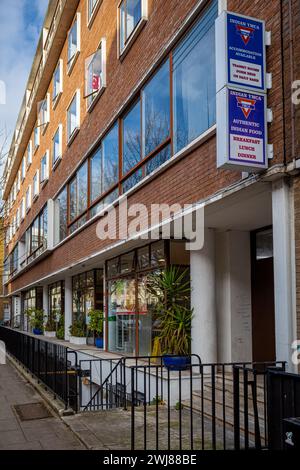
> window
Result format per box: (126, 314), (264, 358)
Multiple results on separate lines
(26, 185), (31, 212)
(119, 0), (147, 55)
(53, 59), (63, 104)
(88, 0), (101, 24)
(55, 187), (68, 243)
(16, 208), (20, 229)
(68, 14), (80, 72)
(21, 197), (25, 220)
(34, 125), (40, 150)
(38, 94), (50, 132)
(13, 182), (17, 201)
(52, 125), (63, 166)
(173, 2), (217, 152)
(25, 205), (48, 260)
(41, 151), (49, 184)
(33, 170), (39, 199)
(70, 161), (88, 223)
(90, 148), (102, 203)
(21, 157), (26, 180)
(27, 141), (32, 167)
(17, 170), (21, 192)
(85, 39), (106, 109)
(67, 90), (80, 143)
(102, 123), (119, 193)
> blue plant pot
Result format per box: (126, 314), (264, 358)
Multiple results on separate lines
(95, 337), (104, 349)
(163, 355), (191, 371)
(33, 328), (43, 335)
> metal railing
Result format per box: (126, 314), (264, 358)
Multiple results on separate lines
(0, 327), (78, 411)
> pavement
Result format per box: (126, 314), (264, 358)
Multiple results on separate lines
(0, 362), (86, 450)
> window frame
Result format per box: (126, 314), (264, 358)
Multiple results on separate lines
(52, 124), (63, 169)
(67, 90), (81, 145)
(34, 125), (40, 152)
(25, 185), (32, 213)
(85, 38), (107, 112)
(87, 0), (102, 27)
(21, 157), (26, 181)
(38, 93), (50, 134)
(26, 140), (32, 168)
(40, 150), (50, 186)
(33, 170), (40, 200)
(118, 0), (148, 59)
(52, 59), (63, 108)
(67, 13), (81, 75)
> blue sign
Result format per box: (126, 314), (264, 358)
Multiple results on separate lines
(228, 89), (266, 167)
(227, 13), (265, 91)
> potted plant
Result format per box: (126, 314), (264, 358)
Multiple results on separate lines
(147, 266), (193, 370)
(56, 312), (65, 340)
(87, 309), (104, 348)
(26, 308), (45, 335)
(44, 316), (56, 338)
(69, 320), (87, 345)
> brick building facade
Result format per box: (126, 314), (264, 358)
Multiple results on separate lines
(2, 0), (300, 368)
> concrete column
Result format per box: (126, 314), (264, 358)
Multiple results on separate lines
(42, 285), (48, 317)
(64, 276), (73, 341)
(190, 228), (217, 363)
(272, 178), (296, 370)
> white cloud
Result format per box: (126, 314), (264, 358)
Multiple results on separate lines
(0, 0), (48, 161)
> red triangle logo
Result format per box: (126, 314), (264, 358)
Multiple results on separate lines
(236, 97), (256, 119)
(236, 25), (254, 46)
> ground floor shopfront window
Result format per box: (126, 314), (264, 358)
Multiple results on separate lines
(49, 281), (65, 337)
(22, 287), (43, 331)
(106, 240), (189, 355)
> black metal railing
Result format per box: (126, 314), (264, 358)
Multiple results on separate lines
(0, 326), (79, 411)
(129, 360), (286, 451)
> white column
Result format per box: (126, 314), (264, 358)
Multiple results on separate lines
(190, 228), (217, 363)
(272, 178), (295, 371)
(42, 285), (48, 317)
(64, 276), (72, 341)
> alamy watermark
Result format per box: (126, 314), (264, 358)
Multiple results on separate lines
(96, 197), (205, 251)
(292, 80), (300, 106)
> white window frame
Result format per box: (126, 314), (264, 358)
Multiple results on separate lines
(67, 13), (81, 75)
(13, 182), (17, 201)
(118, 0), (148, 59)
(26, 185), (32, 213)
(52, 124), (63, 168)
(38, 93), (50, 134)
(85, 38), (106, 112)
(21, 156), (26, 181)
(40, 150), (50, 186)
(33, 170), (40, 200)
(34, 125), (40, 151)
(87, 0), (102, 27)
(67, 90), (80, 145)
(27, 140), (32, 167)
(17, 170), (21, 192)
(16, 207), (20, 229)
(12, 215), (16, 236)
(21, 197), (25, 221)
(53, 59), (63, 108)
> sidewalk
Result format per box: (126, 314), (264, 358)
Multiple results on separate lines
(0, 362), (86, 450)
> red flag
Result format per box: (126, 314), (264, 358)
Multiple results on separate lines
(92, 74), (100, 91)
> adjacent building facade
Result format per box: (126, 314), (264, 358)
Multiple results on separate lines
(2, 0), (300, 369)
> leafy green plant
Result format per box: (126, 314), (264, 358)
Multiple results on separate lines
(45, 316), (56, 332)
(150, 396), (165, 406)
(175, 401), (184, 411)
(87, 309), (104, 338)
(146, 267), (193, 356)
(69, 320), (86, 338)
(56, 324), (65, 340)
(25, 308), (45, 331)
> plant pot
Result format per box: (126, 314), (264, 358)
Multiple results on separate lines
(33, 328), (43, 335)
(69, 335), (87, 345)
(95, 337), (103, 349)
(44, 331), (56, 338)
(162, 355), (191, 371)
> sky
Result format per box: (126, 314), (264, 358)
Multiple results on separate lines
(0, 0), (49, 158)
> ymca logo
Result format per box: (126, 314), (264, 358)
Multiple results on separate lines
(236, 96), (256, 119)
(236, 24), (255, 45)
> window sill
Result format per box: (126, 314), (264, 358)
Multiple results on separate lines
(52, 92), (62, 110)
(42, 122), (49, 136)
(34, 145), (39, 155)
(52, 156), (62, 171)
(41, 178), (49, 189)
(67, 127), (80, 147)
(26, 207), (31, 215)
(119, 18), (148, 61)
(87, 86), (106, 113)
(67, 51), (80, 76)
(87, 0), (102, 29)
(33, 194), (39, 203)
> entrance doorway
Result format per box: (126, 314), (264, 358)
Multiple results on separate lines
(251, 228), (276, 363)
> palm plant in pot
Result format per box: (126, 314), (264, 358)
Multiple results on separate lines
(44, 312), (57, 337)
(26, 308), (45, 335)
(146, 266), (193, 370)
(87, 309), (104, 348)
(69, 319), (86, 345)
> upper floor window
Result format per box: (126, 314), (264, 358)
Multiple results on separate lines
(17, 170), (21, 192)
(27, 141), (32, 167)
(21, 197), (25, 220)
(34, 125), (40, 151)
(33, 170), (39, 199)
(67, 90), (80, 144)
(119, 0), (147, 56)
(26, 185), (32, 212)
(68, 13), (81, 73)
(85, 39), (106, 110)
(40, 151), (49, 185)
(69, 161), (88, 224)
(16, 207), (20, 229)
(52, 124), (63, 167)
(38, 94), (50, 133)
(21, 157), (26, 180)
(53, 59), (63, 106)
(88, 0), (101, 25)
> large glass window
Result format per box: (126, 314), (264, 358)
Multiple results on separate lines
(70, 161), (88, 222)
(55, 187), (68, 243)
(103, 123), (119, 193)
(49, 281), (65, 322)
(72, 270), (103, 328)
(123, 100), (141, 175)
(142, 60), (170, 156)
(173, 2), (217, 153)
(120, 0), (142, 52)
(90, 148), (102, 203)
